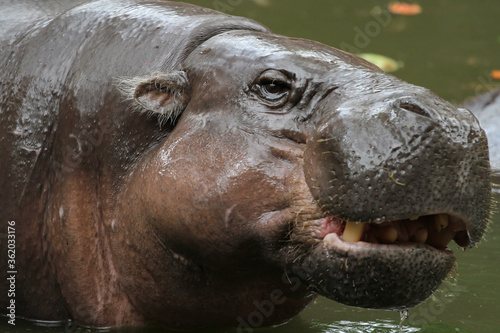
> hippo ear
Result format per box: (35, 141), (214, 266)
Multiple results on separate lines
(132, 71), (190, 125)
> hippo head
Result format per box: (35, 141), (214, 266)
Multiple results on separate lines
(116, 31), (491, 325)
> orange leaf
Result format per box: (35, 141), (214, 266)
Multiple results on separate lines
(492, 70), (500, 80)
(388, 2), (423, 15)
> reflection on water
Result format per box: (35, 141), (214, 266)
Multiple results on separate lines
(314, 319), (420, 333)
(1, 1), (499, 333)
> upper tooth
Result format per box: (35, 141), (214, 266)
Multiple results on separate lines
(409, 216), (420, 221)
(343, 222), (364, 242)
(434, 214), (449, 231)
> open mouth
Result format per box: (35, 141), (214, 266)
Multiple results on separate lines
(289, 213), (470, 310)
(319, 213), (470, 250)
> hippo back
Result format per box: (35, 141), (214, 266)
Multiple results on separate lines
(0, 0), (268, 223)
(463, 88), (500, 189)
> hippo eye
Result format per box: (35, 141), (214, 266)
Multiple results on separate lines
(252, 70), (292, 108)
(261, 79), (289, 95)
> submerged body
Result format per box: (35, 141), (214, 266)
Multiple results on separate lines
(0, 0), (492, 329)
(464, 88), (500, 184)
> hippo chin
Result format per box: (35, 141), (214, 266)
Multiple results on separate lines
(0, 0), (492, 329)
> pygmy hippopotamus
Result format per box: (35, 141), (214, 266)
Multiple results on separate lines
(0, 0), (492, 330)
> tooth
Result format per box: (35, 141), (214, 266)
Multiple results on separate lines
(427, 215), (455, 248)
(343, 222), (364, 242)
(374, 226), (398, 243)
(411, 229), (428, 243)
(434, 214), (449, 231)
(409, 216), (419, 221)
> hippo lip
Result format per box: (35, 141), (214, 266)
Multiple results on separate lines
(289, 213), (470, 310)
(319, 213), (471, 250)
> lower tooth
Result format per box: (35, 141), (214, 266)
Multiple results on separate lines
(412, 229), (428, 243)
(374, 226), (398, 243)
(434, 214), (449, 231)
(343, 222), (364, 242)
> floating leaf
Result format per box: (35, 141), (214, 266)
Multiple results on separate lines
(357, 53), (403, 72)
(252, 0), (271, 7)
(388, 2), (422, 15)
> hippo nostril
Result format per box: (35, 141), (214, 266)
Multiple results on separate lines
(399, 102), (431, 118)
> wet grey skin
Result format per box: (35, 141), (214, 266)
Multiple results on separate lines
(195, 32), (491, 310)
(0, 0), (492, 329)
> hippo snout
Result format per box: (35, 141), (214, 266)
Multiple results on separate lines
(307, 88), (490, 226)
(295, 85), (491, 309)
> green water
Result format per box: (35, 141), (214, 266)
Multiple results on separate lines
(2, 1), (499, 333)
